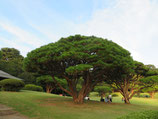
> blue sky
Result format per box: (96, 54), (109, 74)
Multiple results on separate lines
(0, 0), (158, 67)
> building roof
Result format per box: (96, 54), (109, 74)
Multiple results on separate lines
(0, 70), (22, 80)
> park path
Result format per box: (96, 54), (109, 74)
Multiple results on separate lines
(0, 104), (29, 119)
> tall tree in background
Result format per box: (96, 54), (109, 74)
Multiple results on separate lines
(18, 72), (36, 84)
(1, 48), (23, 61)
(24, 35), (133, 104)
(0, 48), (24, 77)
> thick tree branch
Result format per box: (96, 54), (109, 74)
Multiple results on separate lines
(51, 76), (72, 96)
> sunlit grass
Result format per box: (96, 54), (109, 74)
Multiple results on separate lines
(0, 91), (158, 119)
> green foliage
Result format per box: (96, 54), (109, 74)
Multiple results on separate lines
(76, 77), (84, 92)
(36, 75), (55, 93)
(0, 59), (24, 77)
(94, 85), (112, 94)
(134, 61), (148, 76)
(0, 48), (24, 77)
(145, 64), (158, 76)
(36, 75), (54, 86)
(139, 65), (158, 96)
(52, 77), (69, 94)
(18, 72), (36, 84)
(118, 110), (158, 119)
(66, 64), (93, 74)
(140, 76), (158, 88)
(24, 35), (133, 77)
(23, 84), (43, 92)
(134, 93), (150, 98)
(0, 51), (2, 59)
(0, 48), (23, 61)
(112, 93), (119, 97)
(0, 79), (24, 91)
(94, 83), (112, 97)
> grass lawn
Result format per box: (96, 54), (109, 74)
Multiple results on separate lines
(0, 91), (158, 119)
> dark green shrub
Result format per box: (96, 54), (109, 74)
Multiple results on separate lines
(23, 84), (43, 92)
(117, 110), (158, 119)
(112, 93), (119, 97)
(0, 79), (25, 91)
(134, 93), (150, 98)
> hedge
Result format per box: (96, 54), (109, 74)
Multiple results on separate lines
(23, 84), (43, 92)
(0, 79), (25, 91)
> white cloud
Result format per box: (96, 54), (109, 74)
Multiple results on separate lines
(74, 0), (158, 66)
(0, 37), (32, 56)
(0, 0), (158, 66)
(0, 21), (45, 48)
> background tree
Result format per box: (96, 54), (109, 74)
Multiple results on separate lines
(18, 72), (36, 84)
(24, 35), (133, 104)
(108, 61), (147, 104)
(0, 48), (24, 77)
(140, 76), (158, 98)
(1, 48), (23, 61)
(94, 83), (112, 98)
(144, 64), (158, 76)
(138, 64), (158, 98)
(36, 75), (56, 93)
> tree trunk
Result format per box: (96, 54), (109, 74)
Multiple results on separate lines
(120, 88), (131, 104)
(46, 84), (54, 93)
(46, 89), (50, 93)
(149, 92), (155, 99)
(124, 97), (130, 104)
(52, 74), (95, 104)
(73, 95), (84, 104)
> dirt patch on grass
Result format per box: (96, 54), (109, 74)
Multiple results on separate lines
(0, 104), (29, 119)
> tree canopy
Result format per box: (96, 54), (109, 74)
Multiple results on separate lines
(0, 48), (24, 77)
(140, 65), (158, 98)
(24, 35), (134, 103)
(108, 61), (148, 104)
(36, 75), (56, 93)
(1, 48), (23, 61)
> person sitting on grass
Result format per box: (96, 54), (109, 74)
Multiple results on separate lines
(108, 94), (112, 102)
(85, 96), (90, 100)
(105, 97), (108, 102)
(100, 97), (104, 102)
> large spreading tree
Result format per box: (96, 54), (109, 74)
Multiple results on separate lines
(24, 35), (133, 103)
(108, 61), (147, 104)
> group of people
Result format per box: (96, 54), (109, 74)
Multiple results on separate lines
(100, 95), (112, 103)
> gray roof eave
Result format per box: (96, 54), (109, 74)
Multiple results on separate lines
(0, 70), (22, 80)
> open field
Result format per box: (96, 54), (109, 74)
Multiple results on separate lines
(0, 91), (158, 119)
